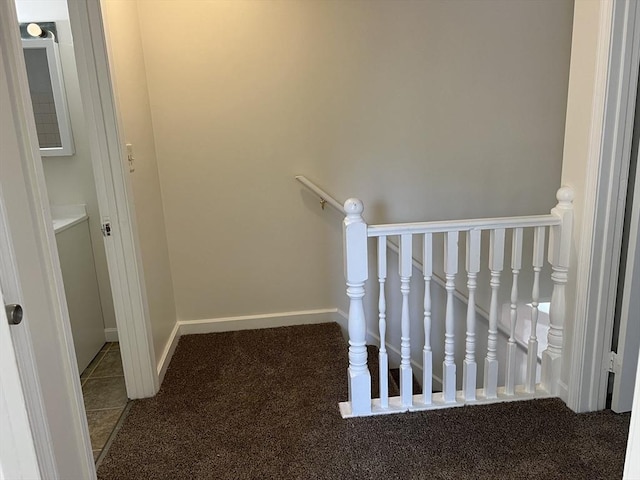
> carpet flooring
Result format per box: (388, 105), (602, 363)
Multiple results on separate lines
(98, 323), (630, 480)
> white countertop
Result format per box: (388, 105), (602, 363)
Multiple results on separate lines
(51, 205), (88, 234)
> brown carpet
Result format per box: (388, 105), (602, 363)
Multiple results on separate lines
(98, 323), (630, 480)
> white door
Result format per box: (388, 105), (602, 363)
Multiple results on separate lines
(612, 144), (640, 413)
(0, 292), (41, 480)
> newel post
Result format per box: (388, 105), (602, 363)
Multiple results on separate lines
(541, 186), (574, 395)
(343, 198), (371, 415)
(343, 198), (371, 416)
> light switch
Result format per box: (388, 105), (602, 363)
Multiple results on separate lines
(126, 143), (135, 172)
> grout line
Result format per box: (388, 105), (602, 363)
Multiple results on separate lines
(87, 351), (107, 377)
(85, 347), (124, 381)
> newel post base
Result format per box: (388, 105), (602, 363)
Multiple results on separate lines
(541, 350), (563, 396)
(348, 366), (372, 416)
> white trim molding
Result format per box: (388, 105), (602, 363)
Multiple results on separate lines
(104, 328), (119, 343)
(179, 309), (340, 335)
(66, 0), (159, 400)
(157, 322), (180, 384)
(565, 0), (640, 412)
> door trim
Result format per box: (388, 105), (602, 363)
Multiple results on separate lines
(66, 0), (159, 399)
(612, 138), (640, 412)
(566, 0), (640, 412)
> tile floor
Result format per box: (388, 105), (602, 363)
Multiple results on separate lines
(80, 342), (129, 462)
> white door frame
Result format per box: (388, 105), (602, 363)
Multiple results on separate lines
(565, 0), (640, 413)
(0, 1), (94, 476)
(65, 0), (159, 399)
(612, 144), (639, 412)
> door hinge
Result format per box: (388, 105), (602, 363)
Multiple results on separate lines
(101, 221), (112, 237)
(608, 351), (620, 375)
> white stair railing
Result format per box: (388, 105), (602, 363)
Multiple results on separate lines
(339, 187), (574, 418)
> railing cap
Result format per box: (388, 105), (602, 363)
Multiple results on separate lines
(556, 186), (574, 205)
(344, 198), (364, 217)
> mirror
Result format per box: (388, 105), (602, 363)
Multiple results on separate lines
(21, 27), (74, 156)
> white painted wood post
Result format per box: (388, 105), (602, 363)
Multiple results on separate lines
(422, 234), (433, 405)
(506, 228), (523, 395)
(343, 198), (371, 415)
(378, 236), (389, 409)
(526, 226), (546, 393)
(484, 228), (505, 399)
(443, 231), (458, 403)
(399, 234), (413, 407)
(463, 230), (480, 401)
(542, 187), (574, 395)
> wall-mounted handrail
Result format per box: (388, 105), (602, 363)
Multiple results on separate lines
(294, 175), (493, 322)
(295, 175), (344, 213)
(294, 176), (560, 353)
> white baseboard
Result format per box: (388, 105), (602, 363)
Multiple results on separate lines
(335, 309), (348, 342)
(104, 328), (118, 343)
(178, 308), (339, 335)
(155, 309), (341, 385)
(558, 380), (569, 405)
(157, 322), (181, 384)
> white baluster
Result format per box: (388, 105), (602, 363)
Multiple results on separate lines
(463, 229), (481, 401)
(378, 236), (388, 409)
(443, 231), (458, 403)
(422, 233), (433, 405)
(399, 234), (413, 407)
(526, 226), (546, 393)
(343, 198), (371, 415)
(484, 228), (505, 399)
(505, 228), (523, 395)
(542, 187), (574, 395)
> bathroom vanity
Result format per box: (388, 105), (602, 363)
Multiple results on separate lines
(52, 205), (105, 373)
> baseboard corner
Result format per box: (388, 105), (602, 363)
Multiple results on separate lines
(104, 328), (118, 343)
(157, 322), (181, 384)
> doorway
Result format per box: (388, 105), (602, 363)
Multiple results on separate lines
(14, 3), (128, 460)
(1, 0), (158, 475)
